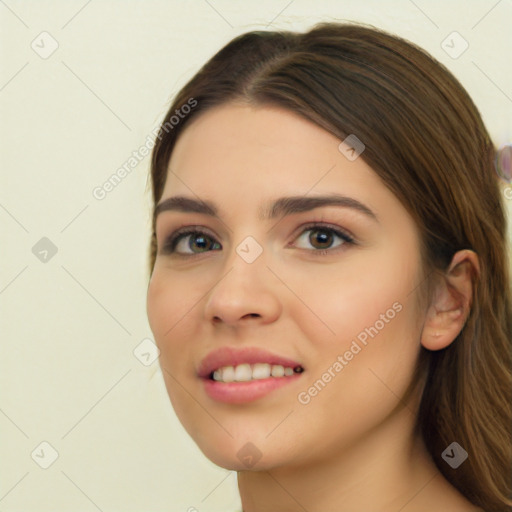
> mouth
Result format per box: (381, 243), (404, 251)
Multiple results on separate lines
(198, 347), (305, 404)
(209, 363), (304, 382)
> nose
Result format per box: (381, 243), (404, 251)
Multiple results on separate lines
(203, 252), (282, 327)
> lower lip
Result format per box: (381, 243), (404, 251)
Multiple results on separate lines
(202, 374), (303, 404)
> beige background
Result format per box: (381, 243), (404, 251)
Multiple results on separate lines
(1, 1), (511, 511)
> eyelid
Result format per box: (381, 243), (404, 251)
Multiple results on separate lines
(290, 221), (355, 244)
(160, 225), (220, 254)
(160, 221), (357, 256)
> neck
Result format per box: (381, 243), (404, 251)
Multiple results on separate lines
(237, 407), (471, 512)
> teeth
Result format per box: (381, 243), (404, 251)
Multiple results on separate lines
(221, 366), (235, 382)
(252, 363), (271, 379)
(211, 363), (302, 382)
(271, 365), (284, 377)
(234, 363), (252, 382)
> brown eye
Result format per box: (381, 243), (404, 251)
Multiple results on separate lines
(308, 229), (335, 249)
(293, 224), (354, 253)
(187, 234), (212, 252)
(163, 230), (221, 255)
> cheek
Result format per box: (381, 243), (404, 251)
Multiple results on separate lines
(146, 270), (196, 355)
(146, 271), (171, 341)
(146, 270), (199, 419)
(282, 248), (420, 351)
(291, 249), (422, 410)
(288, 249), (423, 421)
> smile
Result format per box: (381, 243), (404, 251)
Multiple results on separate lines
(202, 371), (304, 404)
(211, 363), (304, 382)
(198, 346), (305, 404)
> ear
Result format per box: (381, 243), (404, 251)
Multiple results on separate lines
(421, 249), (480, 351)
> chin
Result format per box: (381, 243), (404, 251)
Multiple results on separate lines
(199, 446), (280, 472)
(187, 427), (289, 472)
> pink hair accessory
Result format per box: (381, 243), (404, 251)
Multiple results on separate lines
(495, 144), (512, 183)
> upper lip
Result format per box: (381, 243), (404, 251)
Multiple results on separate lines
(198, 346), (303, 379)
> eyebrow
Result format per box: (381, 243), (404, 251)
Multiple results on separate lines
(155, 194), (378, 223)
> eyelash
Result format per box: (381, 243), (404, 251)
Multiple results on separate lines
(161, 222), (356, 257)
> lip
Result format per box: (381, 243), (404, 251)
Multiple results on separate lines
(198, 346), (304, 404)
(197, 346), (303, 379)
(203, 374), (302, 404)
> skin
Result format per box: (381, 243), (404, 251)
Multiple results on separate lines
(146, 103), (482, 511)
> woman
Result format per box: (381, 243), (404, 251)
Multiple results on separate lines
(146, 22), (512, 511)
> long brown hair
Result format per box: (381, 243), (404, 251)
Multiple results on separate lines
(148, 23), (512, 510)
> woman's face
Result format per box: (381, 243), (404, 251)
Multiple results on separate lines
(147, 103), (425, 470)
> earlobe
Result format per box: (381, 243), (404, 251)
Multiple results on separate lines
(421, 305), (466, 350)
(420, 250), (479, 351)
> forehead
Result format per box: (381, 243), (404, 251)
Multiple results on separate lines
(162, 103), (384, 201)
